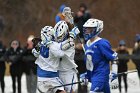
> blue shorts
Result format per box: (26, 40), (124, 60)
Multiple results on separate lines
(90, 81), (110, 93)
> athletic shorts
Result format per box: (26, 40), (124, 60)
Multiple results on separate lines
(37, 77), (64, 93)
(59, 68), (78, 93)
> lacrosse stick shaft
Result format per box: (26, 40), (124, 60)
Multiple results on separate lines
(77, 35), (85, 52)
(53, 81), (82, 89)
(118, 70), (137, 75)
(53, 70), (137, 89)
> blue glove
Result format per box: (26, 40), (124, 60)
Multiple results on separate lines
(110, 72), (118, 82)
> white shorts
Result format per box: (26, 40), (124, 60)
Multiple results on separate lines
(59, 68), (78, 93)
(37, 77), (64, 93)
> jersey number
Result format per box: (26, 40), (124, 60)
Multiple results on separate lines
(86, 54), (94, 71)
(40, 46), (49, 58)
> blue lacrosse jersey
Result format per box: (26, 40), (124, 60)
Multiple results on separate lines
(84, 38), (117, 83)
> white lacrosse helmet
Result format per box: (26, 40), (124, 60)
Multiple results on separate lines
(83, 18), (103, 41)
(41, 26), (54, 44)
(54, 21), (69, 42)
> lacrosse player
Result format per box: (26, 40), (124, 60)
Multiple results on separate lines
(32, 26), (67, 93)
(32, 25), (79, 93)
(80, 18), (118, 93)
(54, 21), (80, 93)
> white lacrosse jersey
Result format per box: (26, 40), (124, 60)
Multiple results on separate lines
(35, 42), (64, 72)
(58, 46), (78, 71)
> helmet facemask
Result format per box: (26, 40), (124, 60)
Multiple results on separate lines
(83, 18), (103, 41)
(54, 21), (69, 42)
(41, 26), (54, 45)
(83, 27), (98, 41)
(56, 31), (68, 42)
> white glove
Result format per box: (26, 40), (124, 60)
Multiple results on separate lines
(60, 38), (74, 51)
(110, 62), (119, 89)
(109, 73), (119, 89)
(69, 27), (80, 39)
(32, 48), (40, 58)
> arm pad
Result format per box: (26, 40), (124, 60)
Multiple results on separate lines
(60, 38), (74, 51)
(112, 58), (118, 74)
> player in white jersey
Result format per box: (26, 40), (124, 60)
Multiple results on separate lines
(32, 26), (77, 93)
(32, 25), (79, 93)
(54, 21), (80, 93)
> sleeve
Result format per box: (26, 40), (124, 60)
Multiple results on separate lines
(55, 15), (61, 23)
(50, 42), (65, 58)
(98, 41), (117, 61)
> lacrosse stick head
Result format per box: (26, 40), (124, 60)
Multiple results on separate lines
(62, 7), (74, 24)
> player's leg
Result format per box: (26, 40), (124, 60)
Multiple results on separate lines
(123, 74), (128, 93)
(37, 77), (66, 93)
(59, 69), (78, 93)
(104, 82), (111, 93)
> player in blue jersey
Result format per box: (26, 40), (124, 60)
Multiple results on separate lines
(80, 18), (118, 93)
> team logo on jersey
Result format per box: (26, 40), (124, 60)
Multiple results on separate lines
(94, 45), (97, 48)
